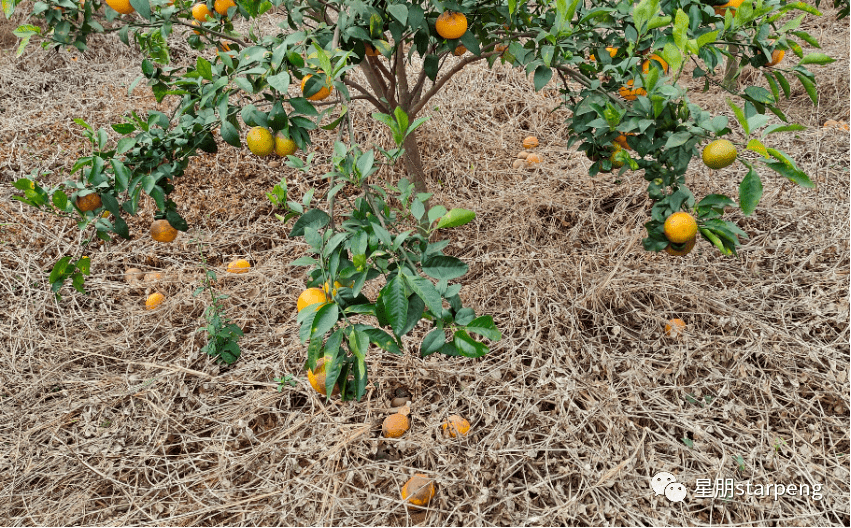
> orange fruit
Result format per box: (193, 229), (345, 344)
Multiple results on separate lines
(435, 11), (467, 40)
(274, 132), (297, 156)
(297, 287), (328, 313)
(382, 413), (410, 438)
(665, 318), (686, 338)
(453, 45), (467, 56)
(702, 139), (737, 169)
(323, 280), (353, 296)
(494, 43), (508, 53)
(663, 212), (698, 244)
(767, 49), (785, 67)
(150, 219), (178, 243)
(619, 80), (646, 101)
(105, 0), (135, 14)
(589, 47), (618, 61)
(401, 474), (436, 507)
(522, 136), (539, 149)
(442, 414), (470, 437)
(641, 54), (669, 74)
(664, 236), (696, 256)
(246, 127), (275, 156)
(301, 74), (332, 101)
(364, 43), (379, 56)
(192, 3), (213, 22)
(214, 0), (234, 16)
(714, 0), (743, 16)
(227, 259), (251, 273)
(307, 356), (338, 395)
(525, 153), (542, 165)
(190, 20), (202, 35)
(613, 133), (634, 150)
(76, 193), (102, 212)
(146, 292), (165, 310)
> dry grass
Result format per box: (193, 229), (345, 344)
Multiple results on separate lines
(0, 5), (849, 527)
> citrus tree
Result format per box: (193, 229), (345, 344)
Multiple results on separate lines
(5, 0), (833, 397)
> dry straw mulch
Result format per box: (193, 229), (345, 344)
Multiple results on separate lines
(0, 6), (849, 527)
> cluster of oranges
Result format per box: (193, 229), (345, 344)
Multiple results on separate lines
(512, 136), (542, 169)
(139, 258), (250, 311)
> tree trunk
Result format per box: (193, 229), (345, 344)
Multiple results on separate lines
(721, 45), (739, 91)
(402, 129), (428, 195)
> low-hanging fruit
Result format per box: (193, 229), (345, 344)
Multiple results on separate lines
(105, 0), (135, 14)
(401, 474), (436, 507)
(214, 0), (234, 16)
(702, 139), (737, 169)
(766, 49), (785, 67)
(435, 11), (467, 40)
(665, 318), (686, 338)
(274, 132), (297, 157)
(227, 259), (251, 274)
(453, 45), (467, 56)
(297, 287), (328, 313)
(522, 136), (539, 149)
(323, 280), (353, 297)
(382, 412), (410, 438)
(151, 219), (178, 243)
(614, 133), (634, 150)
(714, 0), (743, 16)
(665, 236), (696, 256)
(246, 126), (275, 157)
(663, 212), (698, 244)
(76, 193), (102, 212)
(191, 3), (213, 22)
(307, 356), (338, 396)
(442, 414), (470, 437)
(619, 80), (646, 101)
(641, 53), (669, 74)
(301, 75), (332, 101)
(146, 292), (165, 310)
(589, 47), (618, 62)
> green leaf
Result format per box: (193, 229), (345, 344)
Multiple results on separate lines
(794, 73), (818, 105)
(762, 159), (814, 188)
(453, 330), (489, 358)
(387, 3), (407, 25)
(196, 56), (212, 81)
(402, 273), (443, 315)
(128, 0), (151, 20)
(738, 166), (763, 215)
(310, 302), (339, 340)
(422, 255), (468, 281)
(773, 71), (791, 99)
(745, 139), (769, 157)
(289, 208), (330, 237)
(673, 9), (688, 50)
(763, 124), (805, 136)
(421, 327), (446, 357)
(665, 131), (692, 148)
(726, 98), (749, 135)
(799, 53), (835, 65)
(380, 276), (409, 338)
(743, 86), (775, 104)
(465, 315), (502, 341)
(219, 120), (241, 148)
(436, 208), (475, 228)
(532, 65), (553, 92)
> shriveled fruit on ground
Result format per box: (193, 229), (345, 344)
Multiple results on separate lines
(382, 412), (410, 438)
(714, 0), (743, 16)
(453, 45), (467, 56)
(274, 133), (297, 156)
(214, 0), (234, 16)
(297, 287), (328, 312)
(301, 75), (332, 101)
(589, 47), (617, 61)
(525, 153), (542, 166)
(401, 474), (436, 507)
(702, 139), (737, 169)
(664, 236), (696, 256)
(522, 136), (539, 149)
(76, 193), (101, 212)
(150, 219), (178, 243)
(390, 396), (411, 408)
(227, 259), (251, 274)
(191, 3), (213, 21)
(663, 212), (698, 244)
(442, 414), (470, 437)
(619, 80), (646, 100)
(613, 133), (634, 150)
(125, 268), (143, 284)
(512, 159), (524, 169)
(665, 318), (686, 338)
(516, 151), (529, 159)
(824, 120), (850, 130)
(435, 11), (467, 40)
(105, 0), (134, 14)
(246, 127), (275, 157)
(767, 49), (785, 66)
(307, 356), (339, 396)
(642, 54), (669, 74)
(144, 272), (163, 283)
(146, 292), (165, 310)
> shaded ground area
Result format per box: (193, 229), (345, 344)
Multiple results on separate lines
(0, 5), (849, 526)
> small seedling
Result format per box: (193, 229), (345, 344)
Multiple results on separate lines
(734, 454), (746, 473)
(194, 244), (243, 365)
(681, 437), (694, 449)
(274, 374), (298, 391)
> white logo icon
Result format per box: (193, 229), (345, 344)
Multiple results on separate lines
(651, 472), (686, 503)
(664, 482), (688, 503)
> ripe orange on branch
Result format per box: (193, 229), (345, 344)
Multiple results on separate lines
(663, 212), (698, 244)
(665, 236), (696, 256)
(435, 11), (467, 40)
(214, 0), (235, 16)
(619, 80), (646, 101)
(307, 356), (338, 395)
(767, 49), (785, 67)
(274, 132), (297, 156)
(301, 74), (332, 101)
(192, 3), (213, 22)
(714, 0), (743, 16)
(105, 0), (135, 14)
(702, 139), (737, 169)
(76, 193), (102, 212)
(297, 288), (328, 313)
(642, 54), (669, 74)
(246, 126), (275, 156)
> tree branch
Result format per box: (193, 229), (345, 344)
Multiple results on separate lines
(342, 78), (387, 112)
(174, 21), (248, 47)
(410, 52), (497, 116)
